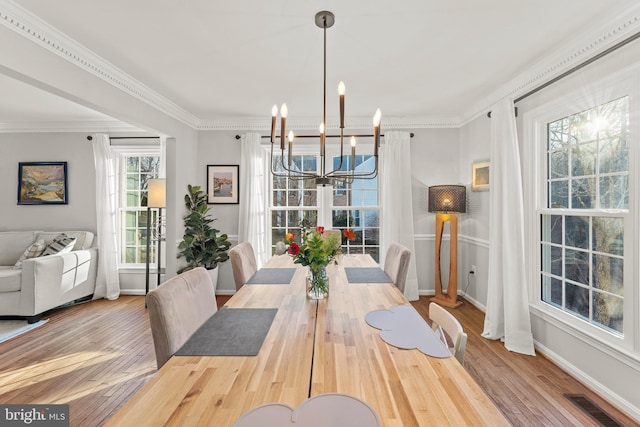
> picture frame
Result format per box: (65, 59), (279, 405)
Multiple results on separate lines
(18, 162), (68, 205)
(207, 165), (239, 204)
(471, 161), (490, 191)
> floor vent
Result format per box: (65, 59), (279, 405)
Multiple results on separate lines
(564, 394), (622, 427)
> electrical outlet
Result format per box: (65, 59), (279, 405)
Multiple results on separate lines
(470, 265), (476, 275)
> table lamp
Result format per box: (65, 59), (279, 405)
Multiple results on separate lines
(146, 178), (166, 298)
(428, 185), (466, 308)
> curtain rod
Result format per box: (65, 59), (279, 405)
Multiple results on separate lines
(234, 133), (414, 140)
(487, 29), (640, 118)
(86, 136), (159, 141)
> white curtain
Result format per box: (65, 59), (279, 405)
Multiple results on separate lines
(238, 132), (269, 267)
(380, 130), (419, 301)
(482, 98), (535, 355)
(92, 133), (121, 300)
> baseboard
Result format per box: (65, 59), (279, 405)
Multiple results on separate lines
(533, 340), (640, 422)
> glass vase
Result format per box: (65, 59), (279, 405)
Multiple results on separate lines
(307, 267), (329, 300)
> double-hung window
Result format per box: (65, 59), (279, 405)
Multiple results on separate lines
(116, 150), (160, 267)
(270, 141), (380, 261)
(529, 80), (634, 349)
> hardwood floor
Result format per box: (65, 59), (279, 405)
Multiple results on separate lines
(0, 295), (637, 426)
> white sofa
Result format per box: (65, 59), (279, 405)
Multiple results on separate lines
(0, 231), (98, 323)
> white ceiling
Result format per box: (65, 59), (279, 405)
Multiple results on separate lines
(2, 0), (640, 130)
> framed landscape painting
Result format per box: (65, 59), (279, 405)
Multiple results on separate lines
(472, 161), (490, 191)
(18, 162), (68, 205)
(207, 165), (239, 204)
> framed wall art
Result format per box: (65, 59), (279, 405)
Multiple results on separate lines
(471, 161), (490, 191)
(207, 165), (239, 204)
(18, 162), (68, 205)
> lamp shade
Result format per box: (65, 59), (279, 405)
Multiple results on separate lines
(147, 178), (166, 208)
(428, 185), (466, 214)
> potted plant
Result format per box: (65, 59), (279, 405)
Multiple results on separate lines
(177, 185), (231, 288)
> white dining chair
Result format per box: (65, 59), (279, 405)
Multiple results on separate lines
(146, 267), (217, 369)
(429, 302), (468, 365)
(383, 243), (411, 294)
(229, 242), (258, 291)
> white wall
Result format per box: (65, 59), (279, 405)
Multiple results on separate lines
(516, 40), (640, 419)
(457, 40), (640, 418)
(195, 131), (242, 294)
(0, 133), (97, 232)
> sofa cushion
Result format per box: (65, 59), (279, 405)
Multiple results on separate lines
(0, 231), (39, 265)
(0, 267), (22, 293)
(36, 231), (94, 251)
(13, 239), (46, 269)
(42, 234), (77, 256)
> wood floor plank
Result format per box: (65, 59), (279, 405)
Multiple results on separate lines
(0, 295), (637, 426)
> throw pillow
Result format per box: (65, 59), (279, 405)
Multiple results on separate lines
(13, 239), (47, 269)
(41, 233), (77, 257)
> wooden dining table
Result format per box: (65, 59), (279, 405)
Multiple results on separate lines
(106, 254), (508, 426)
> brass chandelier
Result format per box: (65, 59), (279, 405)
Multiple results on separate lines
(269, 11), (381, 186)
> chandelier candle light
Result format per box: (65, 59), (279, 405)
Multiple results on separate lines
(269, 11), (382, 186)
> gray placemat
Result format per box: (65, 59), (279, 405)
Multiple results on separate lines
(175, 308), (278, 356)
(365, 305), (451, 358)
(246, 268), (296, 284)
(344, 267), (392, 283)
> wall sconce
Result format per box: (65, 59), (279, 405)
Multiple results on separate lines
(428, 185), (466, 308)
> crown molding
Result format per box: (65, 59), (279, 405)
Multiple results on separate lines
(196, 115), (462, 131)
(3, 1), (640, 132)
(460, 4), (640, 125)
(0, 0), (200, 129)
(0, 120), (143, 133)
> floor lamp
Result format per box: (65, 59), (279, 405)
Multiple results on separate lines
(146, 179), (166, 298)
(428, 185), (466, 308)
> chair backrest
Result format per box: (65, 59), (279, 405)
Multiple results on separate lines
(146, 267), (217, 369)
(383, 243), (411, 294)
(429, 302), (467, 365)
(230, 242), (258, 291)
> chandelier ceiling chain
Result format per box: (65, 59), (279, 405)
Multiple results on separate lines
(269, 10), (381, 186)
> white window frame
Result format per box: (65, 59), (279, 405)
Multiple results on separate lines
(523, 72), (638, 357)
(266, 139), (380, 259)
(112, 146), (161, 269)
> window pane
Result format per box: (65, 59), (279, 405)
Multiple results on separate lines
(547, 119), (569, 150)
(363, 210), (379, 227)
(541, 275), (562, 307)
(599, 137), (627, 174)
(592, 217), (623, 256)
(565, 249), (588, 285)
(541, 244), (562, 276)
(126, 157), (139, 172)
(548, 150), (568, 179)
(593, 292), (623, 333)
(125, 229), (136, 245)
(127, 174), (139, 190)
(565, 216), (588, 249)
(287, 210), (302, 227)
(571, 142), (596, 176)
(360, 190), (378, 206)
(272, 211), (285, 228)
(549, 180), (568, 208)
(126, 192), (139, 207)
(364, 228), (379, 245)
(125, 211), (137, 227)
(125, 247), (136, 263)
(565, 283), (589, 319)
(592, 254), (623, 296)
(303, 190), (317, 206)
(301, 211), (317, 228)
(570, 177), (595, 209)
(599, 175), (628, 209)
